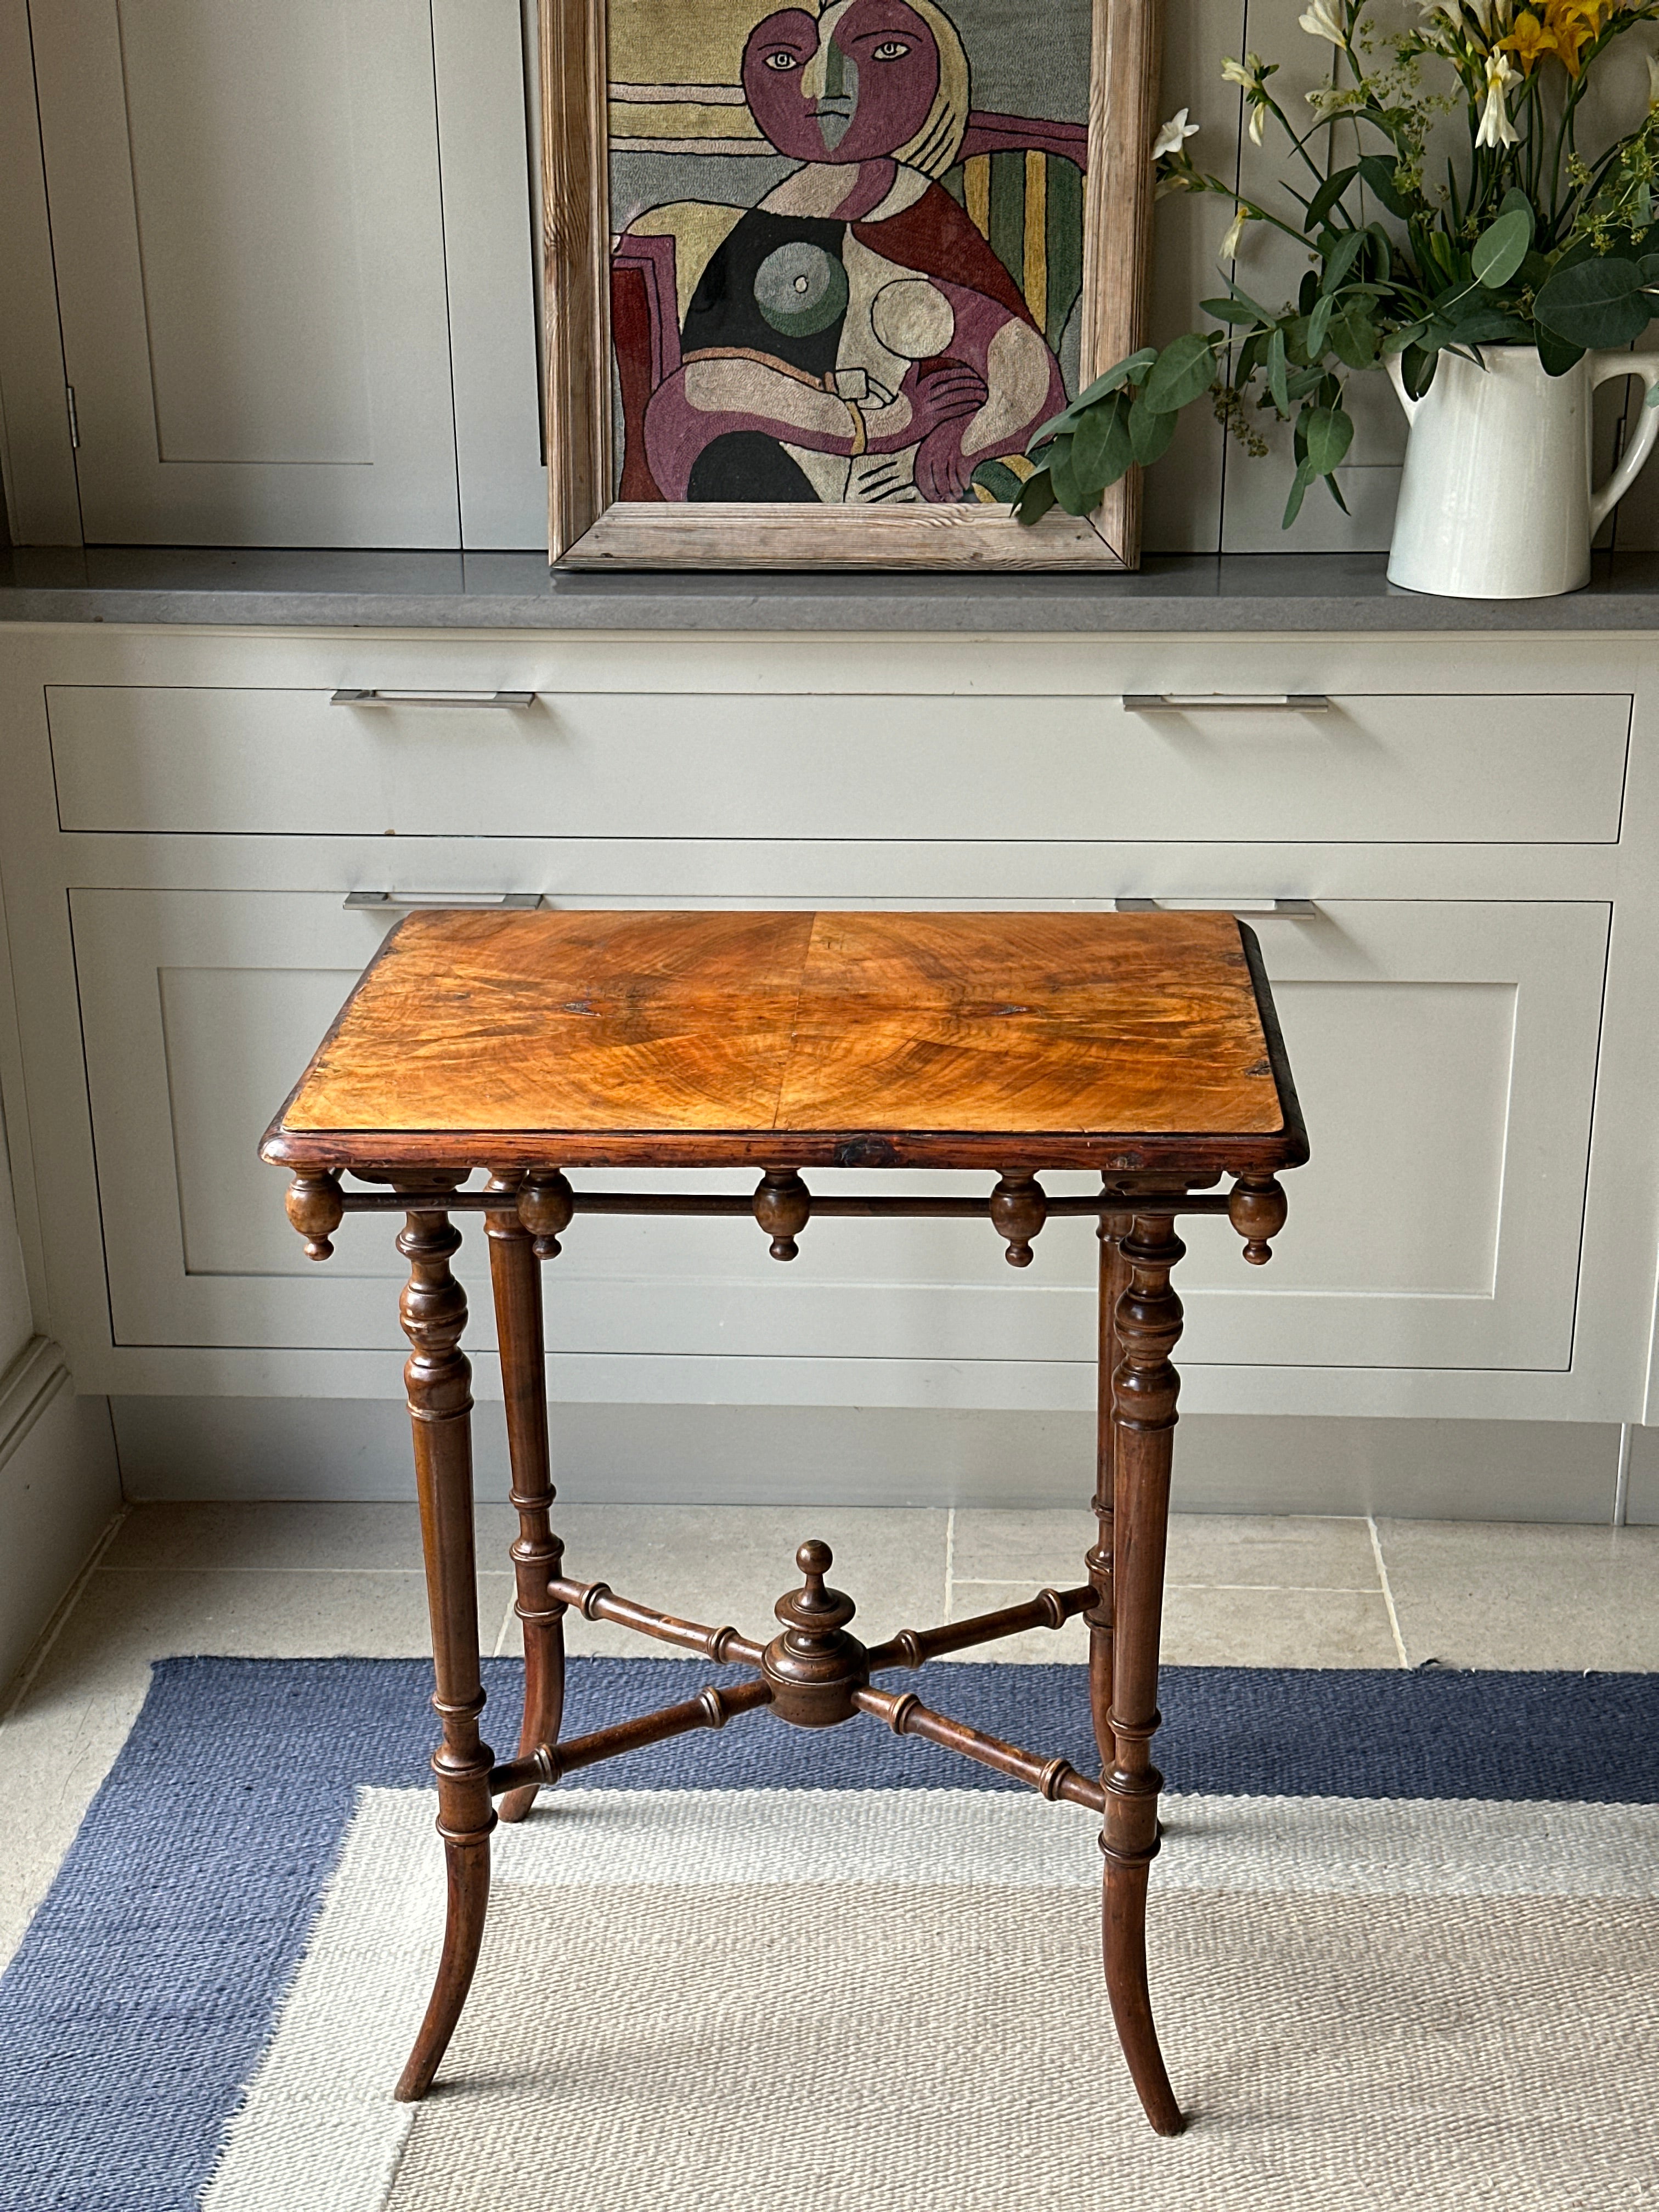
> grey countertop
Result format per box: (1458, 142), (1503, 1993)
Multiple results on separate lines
(4, 545), (1659, 631)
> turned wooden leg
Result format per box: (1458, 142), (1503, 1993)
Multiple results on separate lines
(1102, 1210), (1186, 2137)
(486, 1176), (565, 1824)
(394, 1200), (496, 2104)
(1086, 1206), (1130, 1769)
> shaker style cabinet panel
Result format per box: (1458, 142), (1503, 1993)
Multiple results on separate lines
(68, 888), (1607, 1379)
(24, 0), (544, 547)
(47, 685), (1631, 846)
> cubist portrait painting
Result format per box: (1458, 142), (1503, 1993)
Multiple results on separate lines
(607, 0), (1093, 510)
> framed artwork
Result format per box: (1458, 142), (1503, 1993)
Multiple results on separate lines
(542, 0), (1162, 568)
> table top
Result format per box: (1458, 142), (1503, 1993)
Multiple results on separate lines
(261, 909), (1307, 1175)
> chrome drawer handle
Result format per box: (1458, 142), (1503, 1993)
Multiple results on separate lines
(330, 689), (536, 709)
(343, 891), (548, 912)
(1120, 693), (1330, 712)
(1114, 897), (1319, 919)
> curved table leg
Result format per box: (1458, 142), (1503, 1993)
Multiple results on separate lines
(393, 1200), (496, 2104)
(1102, 1210), (1186, 2137)
(486, 1180), (566, 1824)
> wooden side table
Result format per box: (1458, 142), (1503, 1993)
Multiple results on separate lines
(262, 908), (1306, 2137)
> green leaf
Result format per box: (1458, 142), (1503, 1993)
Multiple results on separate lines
(1320, 229), (1367, 294)
(1304, 165), (1359, 234)
(1046, 436), (1090, 516)
(1012, 467), (1058, 527)
(1327, 300), (1380, 369)
(1026, 349), (1156, 452)
(1304, 403), (1354, 476)
(1070, 393), (1133, 495)
(1534, 322), (1585, 378)
(1380, 323), (1426, 358)
(1307, 294), (1335, 359)
(1472, 207), (1532, 292)
(1442, 307), (1530, 347)
(1199, 297), (1268, 326)
(1534, 257), (1651, 349)
(1401, 342), (1437, 400)
(1067, 347), (1158, 413)
(1324, 469), (1351, 515)
(1282, 455), (1316, 529)
(1128, 398), (1178, 467)
(1358, 154), (1412, 219)
(1267, 327), (1289, 415)
(1639, 253), (1659, 289)
(1141, 331), (1218, 414)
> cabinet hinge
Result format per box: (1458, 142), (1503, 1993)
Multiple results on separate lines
(65, 385), (80, 450)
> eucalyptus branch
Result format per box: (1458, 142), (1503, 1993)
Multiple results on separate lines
(1017, 0), (1659, 538)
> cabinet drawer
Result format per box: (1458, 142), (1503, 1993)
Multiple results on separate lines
(69, 887), (1605, 1374)
(48, 684), (1629, 843)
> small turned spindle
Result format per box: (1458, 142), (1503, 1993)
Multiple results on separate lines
(286, 1171), (345, 1261)
(1228, 1175), (1287, 1266)
(989, 1171), (1047, 1267)
(517, 1170), (574, 1260)
(753, 1169), (810, 1261)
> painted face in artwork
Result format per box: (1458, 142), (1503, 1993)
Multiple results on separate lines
(742, 0), (941, 163)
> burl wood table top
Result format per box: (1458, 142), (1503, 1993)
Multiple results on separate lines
(261, 908), (1307, 1174)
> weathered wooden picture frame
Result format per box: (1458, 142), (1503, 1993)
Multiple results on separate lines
(542, 0), (1162, 568)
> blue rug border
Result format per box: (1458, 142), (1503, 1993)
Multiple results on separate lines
(3, 1655), (1656, 2212)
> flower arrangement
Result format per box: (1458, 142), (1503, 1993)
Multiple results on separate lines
(1014, 0), (1659, 529)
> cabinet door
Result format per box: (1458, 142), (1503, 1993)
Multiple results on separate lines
(69, 889), (1607, 1380)
(29, 0), (462, 546)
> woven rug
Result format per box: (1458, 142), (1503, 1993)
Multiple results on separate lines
(3, 1659), (1658, 2212)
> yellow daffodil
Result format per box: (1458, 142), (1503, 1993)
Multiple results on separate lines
(1500, 9), (1560, 67)
(1476, 48), (1521, 142)
(1541, 0), (1612, 72)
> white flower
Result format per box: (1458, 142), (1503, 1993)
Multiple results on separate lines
(1249, 100), (1267, 144)
(1152, 108), (1200, 160)
(1476, 50), (1519, 146)
(1220, 206), (1249, 259)
(1648, 49), (1659, 109)
(1299, 0), (1347, 45)
(1221, 54), (1255, 87)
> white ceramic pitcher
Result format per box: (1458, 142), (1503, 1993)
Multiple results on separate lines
(1386, 343), (1659, 597)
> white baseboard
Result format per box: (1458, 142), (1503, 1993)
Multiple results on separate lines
(109, 1394), (1627, 1523)
(0, 1339), (122, 1689)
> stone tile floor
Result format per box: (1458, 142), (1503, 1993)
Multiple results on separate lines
(2, 1501), (1655, 1974)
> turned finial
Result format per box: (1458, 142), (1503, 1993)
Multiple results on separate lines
(989, 1171), (1047, 1267)
(1228, 1175), (1287, 1266)
(796, 1539), (832, 1599)
(286, 1171), (344, 1261)
(775, 1538), (856, 1637)
(753, 1169), (810, 1261)
(518, 1170), (574, 1259)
